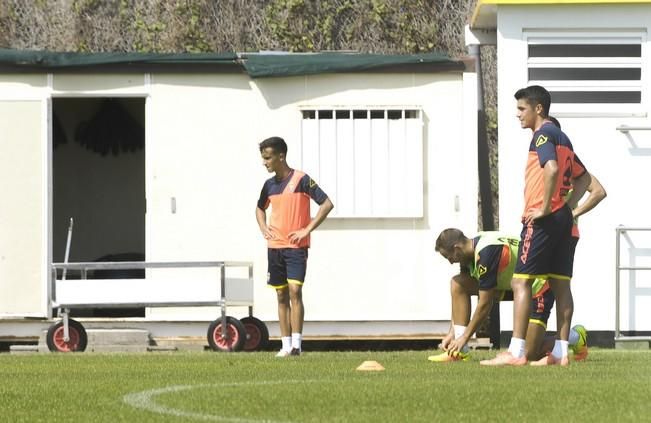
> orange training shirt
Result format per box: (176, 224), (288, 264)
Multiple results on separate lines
(522, 121), (586, 220)
(257, 169), (329, 249)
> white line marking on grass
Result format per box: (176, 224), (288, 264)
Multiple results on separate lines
(123, 380), (310, 423)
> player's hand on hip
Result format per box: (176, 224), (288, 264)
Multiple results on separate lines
(524, 208), (548, 224)
(262, 228), (276, 240)
(288, 228), (309, 244)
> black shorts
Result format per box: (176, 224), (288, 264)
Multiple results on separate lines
(267, 248), (308, 288)
(514, 205), (574, 280)
(529, 283), (555, 328)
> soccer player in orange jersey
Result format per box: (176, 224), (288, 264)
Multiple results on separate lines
(482, 86), (587, 366)
(256, 136), (333, 357)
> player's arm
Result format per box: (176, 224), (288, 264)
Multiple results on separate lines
(566, 153), (592, 210)
(525, 159), (557, 224)
(568, 171), (590, 209)
(570, 172), (606, 219)
(288, 176), (334, 244)
(441, 265), (470, 350)
(306, 197), (334, 233)
(541, 159), (558, 215)
(440, 323), (455, 351)
(446, 245), (502, 354)
(256, 206), (274, 240)
(287, 197), (333, 244)
(446, 287), (495, 354)
(256, 185), (275, 240)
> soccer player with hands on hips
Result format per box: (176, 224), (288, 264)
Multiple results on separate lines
(256, 136), (333, 357)
(481, 86), (601, 366)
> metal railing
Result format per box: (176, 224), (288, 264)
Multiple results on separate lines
(49, 260), (254, 343)
(615, 227), (651, 342)
(616, 125), (651, 133)
(50, 260), (253, 308)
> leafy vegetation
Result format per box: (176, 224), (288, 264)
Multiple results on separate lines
(0, 0), (498, 228)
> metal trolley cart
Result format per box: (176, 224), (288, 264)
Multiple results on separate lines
(48, 260), (269, 353)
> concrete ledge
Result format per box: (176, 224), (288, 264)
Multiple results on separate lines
(87, 329), (150, 352)
(38, 329), (151, 353)
(151, 336), (206, 351)
(615, 339), (651, 350)
(9, 345), (39, 354)
(1, 319), (450, 342)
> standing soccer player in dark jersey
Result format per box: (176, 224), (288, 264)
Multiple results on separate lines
(528, 116), (606, 365)
(482, 86), (585, 366)
(256, 136), (333, 357)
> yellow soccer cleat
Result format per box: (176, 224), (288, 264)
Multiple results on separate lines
(427, 351), (469, 363)
(571, 324), (589, 361)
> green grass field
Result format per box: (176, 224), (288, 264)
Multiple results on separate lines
(1, 349), (649, 422)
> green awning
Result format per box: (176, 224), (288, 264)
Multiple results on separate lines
(241, 52), (464, 78)
(0, 49), (238, 69)
(0, 49), (464, 76)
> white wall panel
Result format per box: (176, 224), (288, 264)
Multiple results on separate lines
(318, 113), (337, 205)
(405, 116), (424, 217)
(388, 116), (407, 215)
(301, 116), (320, 181)
(370, 113), (389, 216)
(497, 4), (651, 331)
(0, 100), (47, 317)
(335, 117), (355, 217)
(353, 114), (373, 216)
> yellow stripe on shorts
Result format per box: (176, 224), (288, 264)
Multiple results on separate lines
(513, 273), (549, 280)
(529, 319), (547, 329)
(547, 273), (571, 281)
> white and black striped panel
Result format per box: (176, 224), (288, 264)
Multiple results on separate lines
(528, 43), (642, 104)
(529, 44), (640, 58)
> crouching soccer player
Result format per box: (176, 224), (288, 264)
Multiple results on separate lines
(427, 229), (588, 363)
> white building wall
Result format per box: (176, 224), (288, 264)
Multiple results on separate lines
(0, 68), (477, 335)
(145, 72), (477, 326)
(0, 74), (50, 318)
(497, 4), (651, 332)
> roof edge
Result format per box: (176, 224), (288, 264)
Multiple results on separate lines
(471, 0), (651, 29)
(0, 49), (467, 77)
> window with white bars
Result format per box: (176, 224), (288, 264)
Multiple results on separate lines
(526, 32), (645, 114)
(300, 108), (423, 218)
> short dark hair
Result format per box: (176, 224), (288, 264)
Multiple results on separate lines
(514, 85), (551, 118)
(259, 136), (287, 155)
(435, 228), (467, 253)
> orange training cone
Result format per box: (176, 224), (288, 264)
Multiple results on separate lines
(356, 360), (385, 371)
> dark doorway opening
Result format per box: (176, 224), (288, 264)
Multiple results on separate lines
(53, 97), (145, 317)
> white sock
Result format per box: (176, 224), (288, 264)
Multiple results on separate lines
(453, 325), (470, 353)
(291, 333), (302, 350)
(568, 328), (579, 346)
(551, 340), (569, 358)
(508, 337), (526, 358)
(281, 336), (291, 352)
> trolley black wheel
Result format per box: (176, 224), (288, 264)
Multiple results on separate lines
(240, 316), (269, 351)
(46, 319), (88, 352)
(207, 316), (246, 352)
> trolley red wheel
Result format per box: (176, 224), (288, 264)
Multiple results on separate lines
(46, 319), (88, 352)
(207, 316), (246, 352)
(240, 316), (269, 351)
